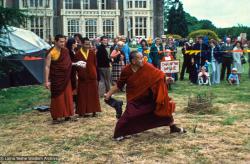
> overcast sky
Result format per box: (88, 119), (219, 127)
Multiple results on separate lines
(181, 0), (250, 28)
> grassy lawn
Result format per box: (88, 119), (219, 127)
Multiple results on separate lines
(0, 53), (250, 163)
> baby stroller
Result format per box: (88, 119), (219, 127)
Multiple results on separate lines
(198, 62), (211, 86)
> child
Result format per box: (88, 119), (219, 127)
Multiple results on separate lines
(228, 68), (240, 85)
(198, 66), (209, 85)
(204, 60), (211, 73)
(161, 50), (175, 89)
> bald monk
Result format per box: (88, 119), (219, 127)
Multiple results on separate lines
(105, 51), (186, 141)
(75, 37), (101, 117)
(44, 34), (76, 124)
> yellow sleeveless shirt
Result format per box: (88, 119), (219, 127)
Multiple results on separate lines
(50, 47), (60, 61)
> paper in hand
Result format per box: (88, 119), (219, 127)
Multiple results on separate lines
(76, 61), (86, 68)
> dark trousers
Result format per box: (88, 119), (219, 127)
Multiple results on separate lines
(73, 95), (78, 111)
(221, 57), (232, 80)
(180, 61), (189, 80)
(189, 64), (198, 84)
(104, 97), (123, 119)
(98, 67), (111, 93)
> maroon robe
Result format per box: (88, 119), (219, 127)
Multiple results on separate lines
(75, 49), (101, 115)
(48, 47), (74, 119)
(114, 63), (175, 138)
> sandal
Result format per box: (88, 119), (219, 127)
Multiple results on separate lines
(92, 113), (97, 117)
(170, 124), (187, 133)
(52, 119), (63, 124)
(114, 136), (125, 141)
(65, 117), (78, 122)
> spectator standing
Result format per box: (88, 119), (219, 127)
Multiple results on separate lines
(232, 41), (243, 80)
(208, 39), (222, 84)
(221, 37), (233, 80)
(96, 36), (112, 94)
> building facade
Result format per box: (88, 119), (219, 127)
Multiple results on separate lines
(122, 0), (153, 39)
(58, 0), (120, 39)
(57, 0), (163, 39)
(4, 0), (54, 42)
(18, 0), (54, 42)
(3, 0), (164, 40)
(0, 0), (6, 7)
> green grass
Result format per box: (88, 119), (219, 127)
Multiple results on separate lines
(244, 138), (250, 151)
(0, 49), (249, 163)
(171, 72), (250, 103)
(1, 48), (249, 115)
(1, 69), (249, 116)
(156, 146), (174, 156)
(0, 85), (49, 115)
(221, 115), (240, 125)
(72, 134), (98, 146)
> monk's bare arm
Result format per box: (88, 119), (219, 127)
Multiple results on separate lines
(44, 53), (51, 89)
(104, 84), (119, 100)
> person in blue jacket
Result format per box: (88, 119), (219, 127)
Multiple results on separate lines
(207, 39), (222, 84)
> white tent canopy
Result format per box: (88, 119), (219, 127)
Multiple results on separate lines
(1, 26), (51, 55)
(0, 26), (51, 84)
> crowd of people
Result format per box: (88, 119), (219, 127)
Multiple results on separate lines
(180, 37), (249, 85)
(44, 33), (250, 141)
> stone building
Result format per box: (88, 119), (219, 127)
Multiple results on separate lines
(2, 0), (54, 42)
(2, 0), (164, 40)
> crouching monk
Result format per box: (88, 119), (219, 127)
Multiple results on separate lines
(105, 51), (186, 140)
(44, 34), (74, 124)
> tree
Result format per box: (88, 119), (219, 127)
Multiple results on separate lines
(0, 6), (28, 56)
(0, 6), (28, 77)
(185, 13), (216, 33)
(185, 12), (199, 32)
(166, 5), (176, 34)
(216, 25), (250, 40)
(167, 2), (188, 37)
(175, 2), (188, 37)
(188, 29), (219, 41)
(163, 0), (180, 31)
(154, 0), (165, 37)
(199, 20), (216, 31)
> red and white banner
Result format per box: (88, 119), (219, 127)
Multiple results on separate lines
(160, 60), (180, 73)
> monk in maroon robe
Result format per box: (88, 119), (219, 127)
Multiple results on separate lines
(44, 34), (75, 124)
(105, 51), (186, 140)
(75, 37), (101, 117)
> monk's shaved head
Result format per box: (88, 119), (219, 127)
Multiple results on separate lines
(129, 51), (144, 67)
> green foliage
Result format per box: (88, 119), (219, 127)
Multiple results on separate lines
(165, 1), (250, 40)
(185, 12), (216, 33)
(164, 0), (181, 30)
(0, 7), (29, 77)
(185, 12), (250, 40)
(167, 2), (188, 37)
(185, 12), (199, 32)
(0, 6), (28, 56)
(199, 20), (216, 31)
(216, 25), (250, 40)
(188, 29), (219, 41)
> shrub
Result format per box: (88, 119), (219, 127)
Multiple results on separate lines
(166, 34), (182, 40)
(185, 91), (217, 114)
(188, 29), (219, 41)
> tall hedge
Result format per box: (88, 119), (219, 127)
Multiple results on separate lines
(166, 34), (182, 40)
(188, 29), (219, 41)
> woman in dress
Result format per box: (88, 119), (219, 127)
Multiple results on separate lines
(232, 41), (243, 80)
